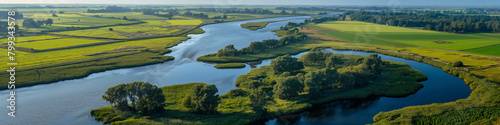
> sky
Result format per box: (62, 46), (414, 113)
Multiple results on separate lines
(1, 0), (500, 6)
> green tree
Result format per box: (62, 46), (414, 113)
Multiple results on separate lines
(182, 84), (220, 114)
(102, 82), (165, 115)
(325, 55), (343, 68)
(44, 19), (53, 26)
(271, 55), (304, 75)
(451, 61), (464, 67)
(273, 76), (303, 100)
(122, 16), (128, 20)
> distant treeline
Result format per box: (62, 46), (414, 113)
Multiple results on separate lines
(195, 8), (276, 15)
(348, 11), (500, 33)
(87, 6), (132, 13)
(0, 11), (23, 19)
(276, 7), (340, 12)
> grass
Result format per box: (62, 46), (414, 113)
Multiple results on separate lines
(18, 13), (137, 32)
(91, 54), (427, 124)
(166, 20), (203, 25)
(0, 35), (60, 43)
(15, 38), (107, 50)
(240, 21), (278, 30)
(214, 63), (246, 69)
(316, 21), (500, 55)
(413, 106), (500, 125)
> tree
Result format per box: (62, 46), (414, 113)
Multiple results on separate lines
(304, 68), (337, 99)
(22, 18), (43, 28)
(451, 61), (464, 67)
(273, 76), (303, 100)
(280, 9), (287, 15)
(59, 11), (64, 14)
(270, 55), (304, 75)
(109, 28), (113, 31)
(52, 13), (58, 17)
(216, 44), (239, 57)
(182, 84), (220, 114)
(44, 19), (53, 26)
(102, 82), (165, 115)
(325, 55), (343, 67)
(122, 16), (128, 20)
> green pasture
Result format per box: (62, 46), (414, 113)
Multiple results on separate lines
(316, 21), (500, 56)
(16, 38), (107, 50)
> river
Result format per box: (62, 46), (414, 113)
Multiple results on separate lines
(0, 13), (470, 125)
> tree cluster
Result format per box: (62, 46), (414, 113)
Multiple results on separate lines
(102, 82), (166, 115)
(215, 30), (306, 57)
(87, 6), (131, 13)
(196, 7), (275, 15)
(182, 84), (220, 115)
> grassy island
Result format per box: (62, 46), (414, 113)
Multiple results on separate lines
(240, 21), (278, 30)
(91, 52), (427, 124)
(214, 63), (246, 69)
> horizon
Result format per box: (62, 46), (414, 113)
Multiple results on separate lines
(1, 0), (500, 7)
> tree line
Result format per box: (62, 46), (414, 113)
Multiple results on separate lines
(348, 11), (500, 33)
(216, 29), (306, 57)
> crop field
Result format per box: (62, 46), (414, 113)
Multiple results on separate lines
(78, 12), (170, 20)
(316, 21), (500, 56)
(20, 13), (137, 31)
(1, 35), (60, 43)
(15, 38), (107, 50)
(0, 36), (187, 70)
(166, 20), (203, 25)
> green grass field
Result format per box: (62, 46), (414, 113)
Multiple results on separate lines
(15, 38), (107, 50)
(316, 21), (500, 56)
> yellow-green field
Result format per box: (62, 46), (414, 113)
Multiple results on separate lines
(0, 37), (187, 70)
(316, 21), (500, 56)
(16, 38), (107, 50)
(1, 35), (60, 43)
(18, 13), (137, 31)
(166, 20), (203, 25)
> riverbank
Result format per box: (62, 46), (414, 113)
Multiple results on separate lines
(214, 63), (246, 69)
(91, 54), (427, 124)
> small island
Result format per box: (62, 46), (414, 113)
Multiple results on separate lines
(91, 50), (427, 124)
(214, 63), (246, 69)
(240, 21), (278, 30)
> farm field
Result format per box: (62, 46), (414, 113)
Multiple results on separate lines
(316, 21), (500, 56)
(18, 13), (137, 31)
(15, 38), (107, 50)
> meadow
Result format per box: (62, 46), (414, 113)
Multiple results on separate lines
(316, 21), (500, 56)
(15, 38), (107, 50)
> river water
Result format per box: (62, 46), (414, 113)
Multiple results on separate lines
(0, 13), (470, 125)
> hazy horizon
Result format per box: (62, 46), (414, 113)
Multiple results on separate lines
(1, 0), (500, 7)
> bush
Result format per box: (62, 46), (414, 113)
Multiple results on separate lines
(451, 61), (464, 67)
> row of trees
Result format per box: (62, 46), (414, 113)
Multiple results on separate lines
(195, 8), (276, 15)
(215, 30), (306, 57)
(349, 11), (500, 33)
(102, 82), (165, 115)
(22, 18), (53, 28)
